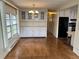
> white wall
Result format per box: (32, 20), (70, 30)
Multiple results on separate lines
(47, 20), (53, 33)
(73, 3), (79, 56)
(47, 14), (54, 33)
(52, 13), (59, 38)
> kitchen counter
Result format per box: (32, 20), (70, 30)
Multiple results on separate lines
(67, 31), (75, 35)
(67, 31), (75, 47)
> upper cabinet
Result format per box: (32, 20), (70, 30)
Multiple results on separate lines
(59, 10), (65, 17)
(20, 9), (47, 21)
(64, 9), (70, 17)
(70, 6), (78, 19)
(59, 5), (78, 19)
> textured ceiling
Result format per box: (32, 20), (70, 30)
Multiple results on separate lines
(7, 0), (72, 9)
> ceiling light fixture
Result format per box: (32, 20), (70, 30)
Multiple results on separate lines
(29, 4), (39, 14)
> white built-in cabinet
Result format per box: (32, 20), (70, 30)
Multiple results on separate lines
(21, 27), (47, 37)
(20, 9), (47, 37)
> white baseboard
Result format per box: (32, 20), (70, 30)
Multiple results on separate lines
(73, 49), (79, 56)
(3, 38), (19, 59)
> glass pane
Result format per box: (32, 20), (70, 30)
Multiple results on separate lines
(7, 33), (11, 39)
(12, 25), (17, 30)
(40, 12), (44, 19)
(12, 30), (17, 36)
(21, 11), (26, 19)
(7, 27), (11, 32)
(5, 14), (9, 19)
(11, 20), (17, 25)
(28, 13), (32, 19)
(34, 13), (38, 19)
(12, 25), (17, 36)
(10, 14), (16, 19)
(6, 20), (10, 26)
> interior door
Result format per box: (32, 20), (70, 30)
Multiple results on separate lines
(58, 17), (69, 38)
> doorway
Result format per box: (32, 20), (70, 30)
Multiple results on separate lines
(58, 17), (69, 38)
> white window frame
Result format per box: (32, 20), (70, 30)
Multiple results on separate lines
(5, 13), (18, 40)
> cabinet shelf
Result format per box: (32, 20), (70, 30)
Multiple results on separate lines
(20, 19), (47, 22)
(20, 26), (47, 27)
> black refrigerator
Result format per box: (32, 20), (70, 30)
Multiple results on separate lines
(58, 17), (69, 38)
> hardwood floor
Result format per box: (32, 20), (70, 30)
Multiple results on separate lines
(5, 34), (79, 59)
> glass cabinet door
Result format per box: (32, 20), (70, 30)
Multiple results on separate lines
(21, 11), (26, 19)
(34, 13), (39, 19)
(21, 11), (45, 20)
(28, 13), (32, 19)
(40, 12), (44, 19)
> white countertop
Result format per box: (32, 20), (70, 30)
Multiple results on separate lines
(67, 31), (75, 36)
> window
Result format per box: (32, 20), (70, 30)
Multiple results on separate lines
(10, 14), (17, 36)
(5, 14), (11, 39)
(5, 13), (17, 40)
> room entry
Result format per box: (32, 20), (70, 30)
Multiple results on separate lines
(58, 17), (69, 38)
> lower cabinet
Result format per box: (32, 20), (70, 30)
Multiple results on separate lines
(20, 27), (47, 37)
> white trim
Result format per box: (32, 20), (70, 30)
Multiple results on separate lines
(4, 37), (19, 59)
(3, 0), (18, 9)
(73, 49), (79, 56)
